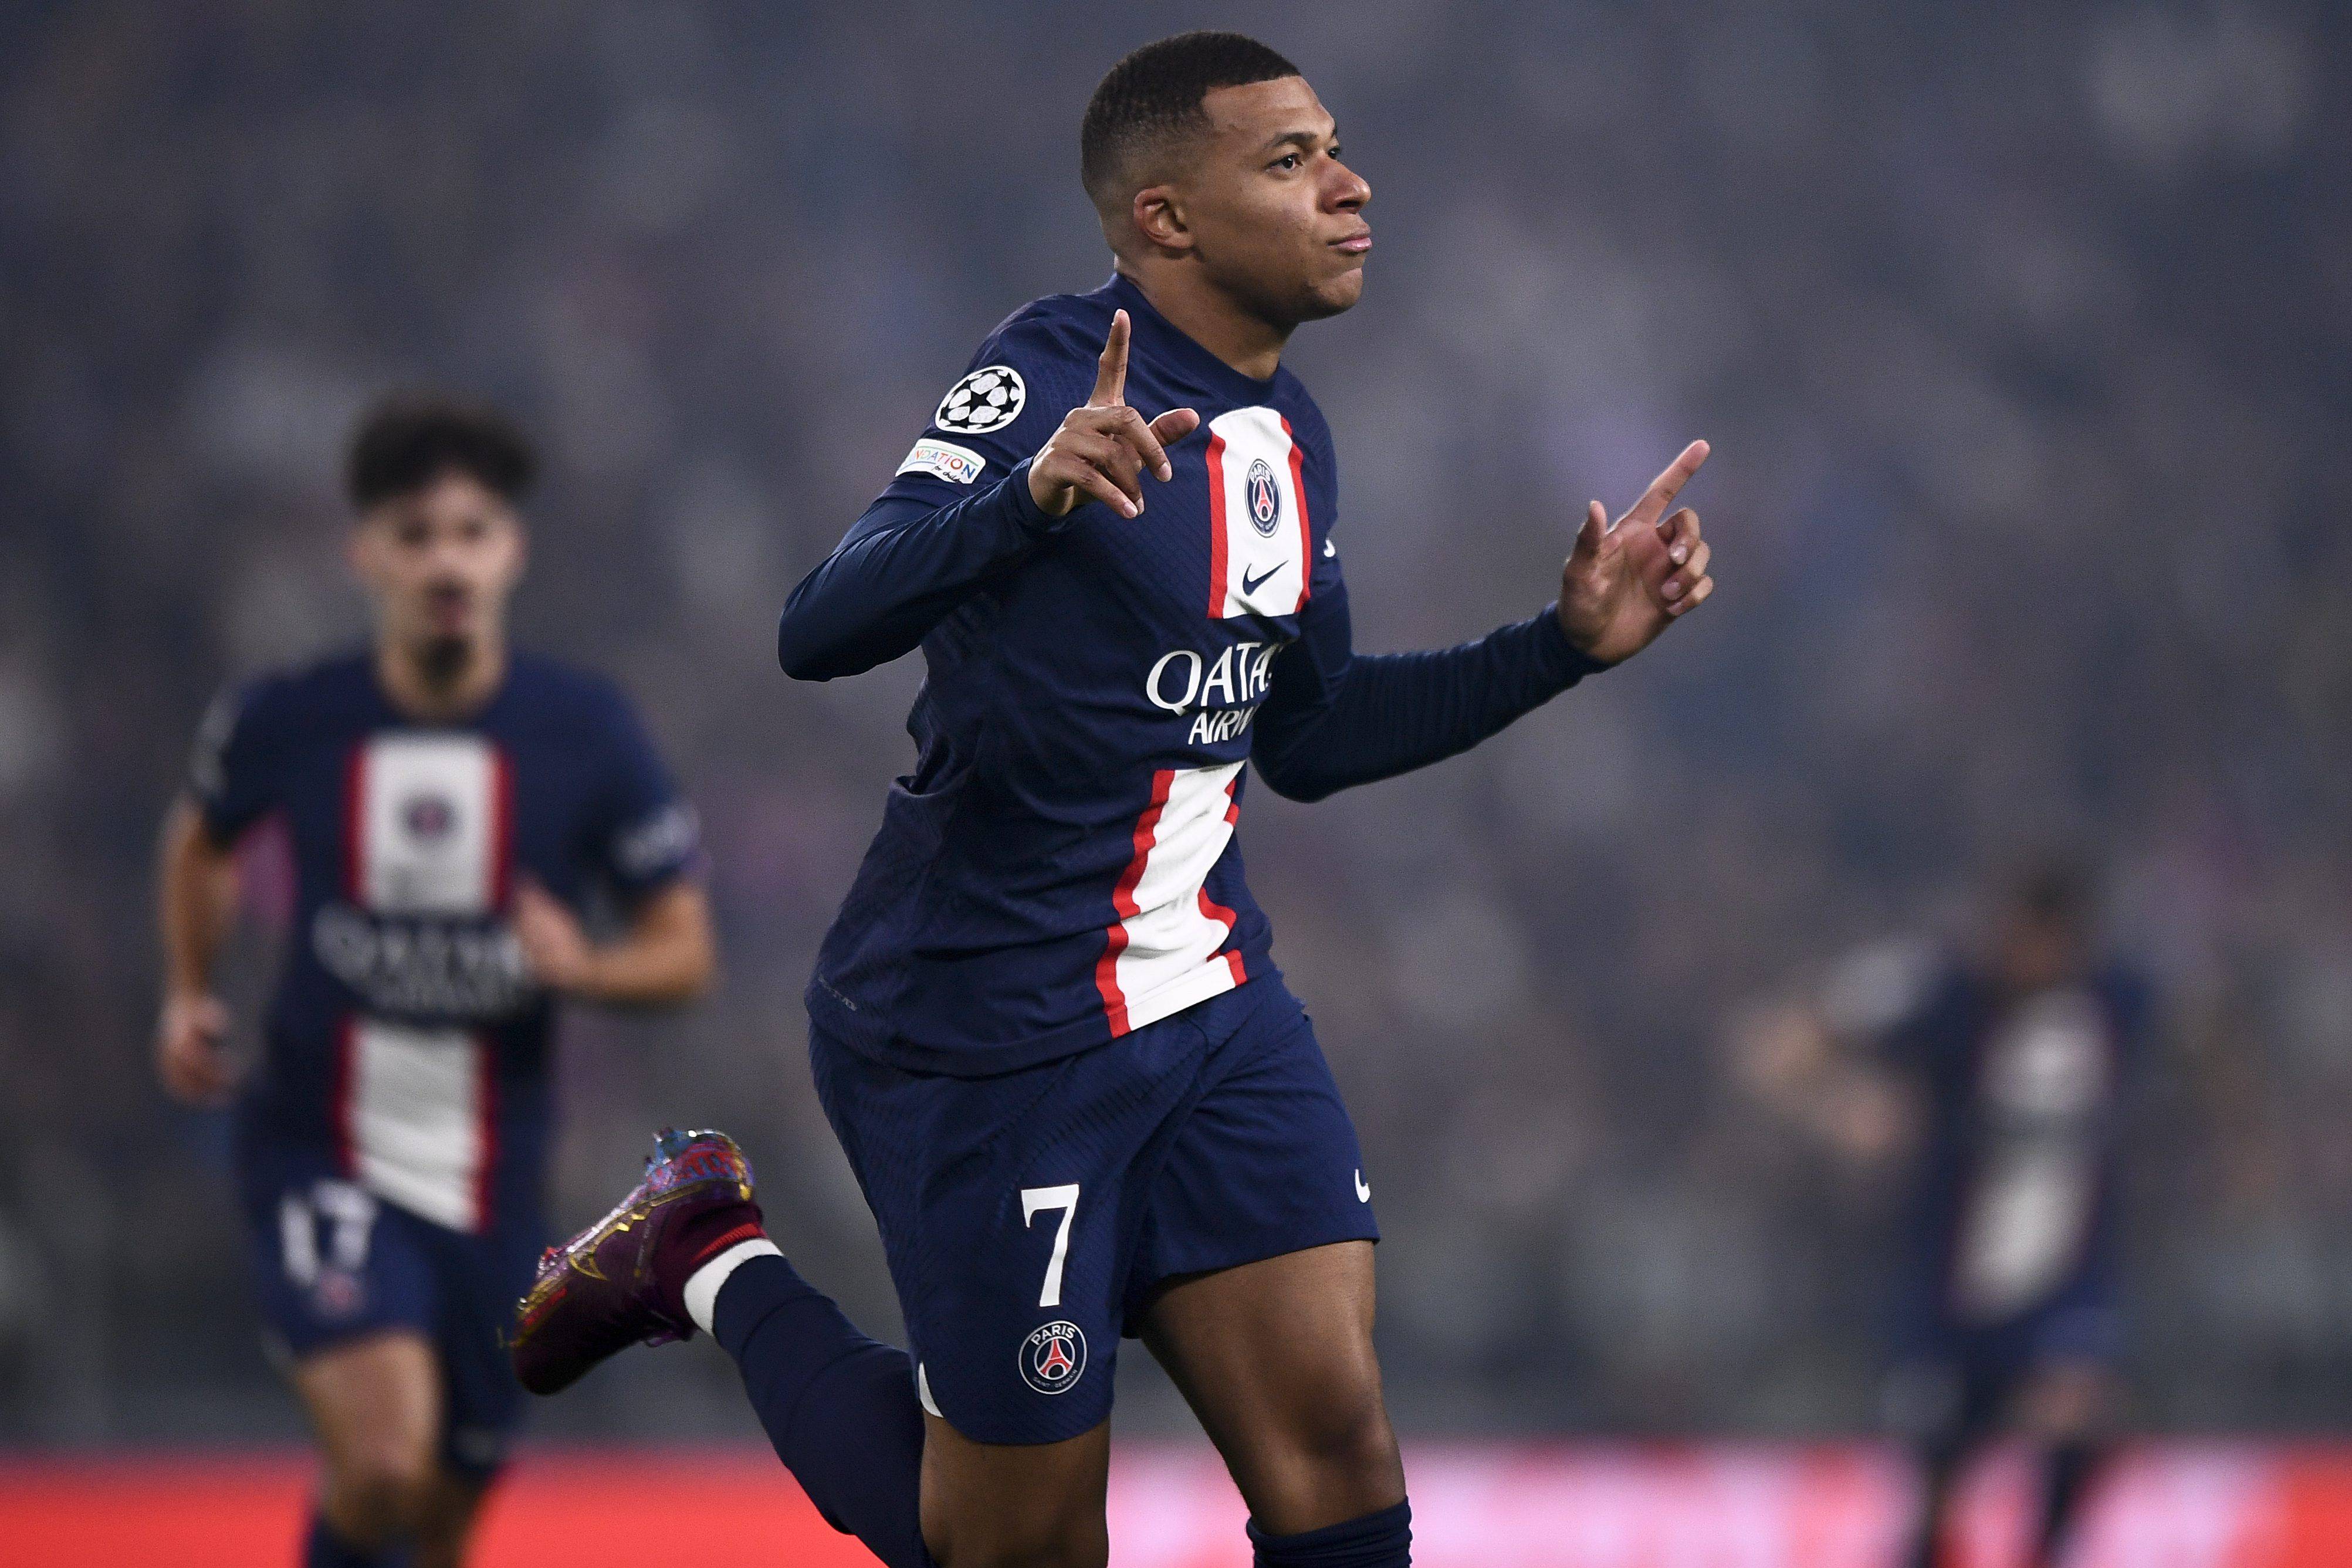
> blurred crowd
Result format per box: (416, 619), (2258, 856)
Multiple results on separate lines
(1, 1), (2346, 1445)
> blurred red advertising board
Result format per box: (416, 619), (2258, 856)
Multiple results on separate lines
(6, 1441), (2348, 1566)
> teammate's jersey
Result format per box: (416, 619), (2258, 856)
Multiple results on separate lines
(1835, 943), (2148, 1331)
(781, 273), (1600, 1076)
(192, 649), (698, 1233)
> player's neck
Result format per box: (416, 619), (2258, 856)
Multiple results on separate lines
(376, 634), (506, 722)
(1119, 263), (1289, 382)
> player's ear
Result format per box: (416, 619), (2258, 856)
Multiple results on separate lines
(1131, 184), (1193, 255)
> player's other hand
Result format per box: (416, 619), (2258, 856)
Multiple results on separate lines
(1558, 439), (1715, 666)
(1027, 309), (1202, 521)
(157, 991), (237, 1105)
(513, 880), (597, 995)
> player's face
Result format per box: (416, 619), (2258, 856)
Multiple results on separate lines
(1182, 76), (1371, 326)
(1997, 910), (2086, 994)
(350, 470), (526, 655)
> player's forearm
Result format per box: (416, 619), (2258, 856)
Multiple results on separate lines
(157, 797), (236, 996)
(1251, 605), (1602, 801)
(777, 461), (1060, 680)
(570, 883), (716, 1007)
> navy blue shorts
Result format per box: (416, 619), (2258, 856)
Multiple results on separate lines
(811, 978), (1379, 1445)
(239, 1142), (542, 1476)
(1886, 1278), (2123, 1440)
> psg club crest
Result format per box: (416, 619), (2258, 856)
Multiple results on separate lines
(936, 365), (1027, 436)
(312, 1266), (366, 1321)
(402, 794), (456, 841)
(1245, 458), (1281, 536)
(1019, 1320), (1088, 1396)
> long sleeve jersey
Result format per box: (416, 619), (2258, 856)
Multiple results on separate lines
(783, 273), (1602, 1076)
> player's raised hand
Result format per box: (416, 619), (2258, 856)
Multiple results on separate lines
(1557, 439), (1715, 666)
(157, 990), (237, 1105)
(1027, 309), (1202, 520)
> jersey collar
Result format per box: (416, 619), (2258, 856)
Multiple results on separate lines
(1101, 273), (1282, 406)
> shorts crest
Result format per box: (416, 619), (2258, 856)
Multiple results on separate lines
(1019, 1319), (1088, 1395)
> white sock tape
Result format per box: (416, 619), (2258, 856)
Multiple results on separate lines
(683, 1237), (781, 1336)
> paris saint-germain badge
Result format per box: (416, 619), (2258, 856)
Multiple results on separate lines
(1245, 458), (1281, 536)
(1019, 1320), (1088, 1395)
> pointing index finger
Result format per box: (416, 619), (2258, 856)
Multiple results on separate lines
(1090, 309), (1130, 408)
(1625, 439), (1710, 530)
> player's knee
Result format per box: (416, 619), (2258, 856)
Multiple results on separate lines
(1287, 1380), (1399, 1477)
(326, 1443), (439, 1539)
(410, 1476), (485, 1566)
(1232, 1379), (1403, 1540)
(926, 1491), (1108, 1568)
(930, 1528), (1108, 1568)
(935, 1546), (1105, 1568)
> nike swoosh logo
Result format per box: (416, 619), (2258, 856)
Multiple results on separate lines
(1241, 563), (1284, 595)
(1354, 1169), (1372, 1203)
(1322, 537), (1336, 557)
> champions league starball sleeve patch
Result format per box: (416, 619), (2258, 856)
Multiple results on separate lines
(935, 365), (1027, 435)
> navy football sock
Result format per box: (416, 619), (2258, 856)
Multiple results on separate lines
(303, 1513), (409, 1568)
(1247, 1498), (1412, 1567)
(712, 1253), (937, 1568)
(2033, 1440), (2107, 1567)
(1904, 1425), (1975, 1568)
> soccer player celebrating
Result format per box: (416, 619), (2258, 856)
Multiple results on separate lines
(512, 33), (1713, 1568)
(157, 396), (715, 1568)
(1735, 863), (2148, 1568)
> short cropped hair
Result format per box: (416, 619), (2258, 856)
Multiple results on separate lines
(344, 394), (537, 512)
(1080, 31), (1299, 214)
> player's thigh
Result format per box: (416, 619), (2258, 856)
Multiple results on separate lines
(244, 1159), (442, 1483)
(292, 1328), (445, 1494)
(919, 1413), (1112, 1568)
(1140, 1240), (1403, 1536)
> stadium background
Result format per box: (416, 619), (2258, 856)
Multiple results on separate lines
(1, 1), (2347, 1560)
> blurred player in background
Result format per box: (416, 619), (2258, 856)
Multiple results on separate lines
(511, 31), (1713, 1568)
(155, 396), (715, 1568)
(1735, 862), (2150, 1568)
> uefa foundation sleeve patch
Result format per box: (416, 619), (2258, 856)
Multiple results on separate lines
(897, 437), (989, 485)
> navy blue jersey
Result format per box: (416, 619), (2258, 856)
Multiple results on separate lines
(1856, 950), (2149, 1335)
(781, 273), (1602, 1076)
(191, 650), (698, 1232)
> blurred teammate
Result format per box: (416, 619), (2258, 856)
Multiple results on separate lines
(512, 32), (1714, 1568)
(155, 396), (715, 1568)
(1735, 863), (2149, 1568)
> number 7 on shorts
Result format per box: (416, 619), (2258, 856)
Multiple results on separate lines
(1020, 1184), (1080, 1308)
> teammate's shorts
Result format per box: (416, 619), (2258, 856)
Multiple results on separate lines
(810, 976), (1379, 1446)
(238, 1140), (542, 1476)
(1885, 1276), (2123, 1440)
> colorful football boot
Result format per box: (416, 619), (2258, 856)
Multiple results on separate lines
(510, 1127), (764, 1396)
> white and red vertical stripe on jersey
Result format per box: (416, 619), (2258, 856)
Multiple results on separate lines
(1095, 760), (1250, 1038)
(336, 733), (514, 1232)
(1203, 406), (1313, 621)
(330, 1018), (498, 1234)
